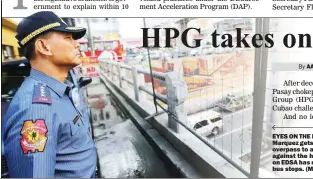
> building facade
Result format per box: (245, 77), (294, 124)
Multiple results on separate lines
(74, 18), (120, 40)
(2, 18), (23, 61)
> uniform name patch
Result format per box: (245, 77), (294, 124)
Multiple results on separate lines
(73, 115), (80, 124)
(32, 84), (52, 104)
(20, 120), (48, 154)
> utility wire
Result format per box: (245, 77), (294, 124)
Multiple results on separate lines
(143, 18), (158, 113)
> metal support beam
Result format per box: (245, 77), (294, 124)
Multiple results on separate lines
(250, 18), (270, 178)
(86, 18), (95, 56)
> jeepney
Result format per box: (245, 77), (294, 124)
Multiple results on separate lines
(217, 92), (252, 112)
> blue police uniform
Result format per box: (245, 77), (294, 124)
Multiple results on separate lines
(4, 11), (97, 178)
(4, 69), (97, 178)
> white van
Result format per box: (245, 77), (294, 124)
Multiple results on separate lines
(189, 110), (223, 137)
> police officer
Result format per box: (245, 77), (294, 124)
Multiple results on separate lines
(4, 11), (97, 178)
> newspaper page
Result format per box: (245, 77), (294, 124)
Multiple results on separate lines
(1, 0), (313, 178)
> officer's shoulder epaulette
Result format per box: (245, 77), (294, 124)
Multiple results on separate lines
(32, 82), (52, 105)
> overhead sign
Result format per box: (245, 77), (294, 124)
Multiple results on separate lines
(104, 34), (120, 39)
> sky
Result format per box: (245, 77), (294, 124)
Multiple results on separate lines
(117, 18), (144, 38)
(10, 18), (185, 39)
(10, 17), (227, 39)
(10, 17), (144, 39)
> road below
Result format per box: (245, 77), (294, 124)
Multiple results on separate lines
(187, 106), (253, 160)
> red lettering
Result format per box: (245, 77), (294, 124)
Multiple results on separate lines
(87, 67), (96, 73)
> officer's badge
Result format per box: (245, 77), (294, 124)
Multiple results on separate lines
(20, 120), (48, 154)
(32, 83), (52, 104)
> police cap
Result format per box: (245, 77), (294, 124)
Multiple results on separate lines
(16, 11), (86, 47)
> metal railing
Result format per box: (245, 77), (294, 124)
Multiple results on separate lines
(101, 61), (168, 104)
(99, 60), (253, 177)
(97, 17), (290, 178)
(100, 60), (190, 136)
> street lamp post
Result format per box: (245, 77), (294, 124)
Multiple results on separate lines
(86, 18), (95, 56)
(143, 18), (158, 113)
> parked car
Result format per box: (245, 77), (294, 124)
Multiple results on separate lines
(177, 51), (188, 58)
(189, 49), (199, 56)
(124, 51), (142, 64)
(200, 45), (214, 55)
(158, 52), (172, 60)
(143, 51), (161, 60)
(1, 58), (92, 178)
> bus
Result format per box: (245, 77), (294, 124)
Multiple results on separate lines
(78, 38), (125, 62)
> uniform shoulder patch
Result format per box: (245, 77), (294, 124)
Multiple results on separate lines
(20, 120), (48, 154)
(32, 83), (52, 104)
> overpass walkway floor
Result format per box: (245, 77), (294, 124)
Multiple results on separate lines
(86, 80), (173, 178)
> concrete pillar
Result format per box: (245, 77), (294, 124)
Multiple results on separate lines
(178, 18), (189, 54)
(114, 64), (118, 81)
(250, 18), (266, 178)
(108, 63), (112, 79)
(105, 62), (109, 75)
(111, 64), (115, 81)
(132, 67), (140, 102)
(105, 62), (109, 74)
(118, 65), (122, 88)
(165, 72), (188, 133)
(137, 73), (146, 102)
(120, 68), (128, 89)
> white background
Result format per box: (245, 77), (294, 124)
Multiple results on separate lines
(2, 0), (313, 17)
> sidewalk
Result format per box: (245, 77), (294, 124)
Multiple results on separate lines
(86, 78), (126, 131)
(85, 78), (172, 178)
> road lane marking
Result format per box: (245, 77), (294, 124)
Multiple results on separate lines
(223, 107), (252, 118)
(214, 123), (252, 140)
(186, 84), (253, 101)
